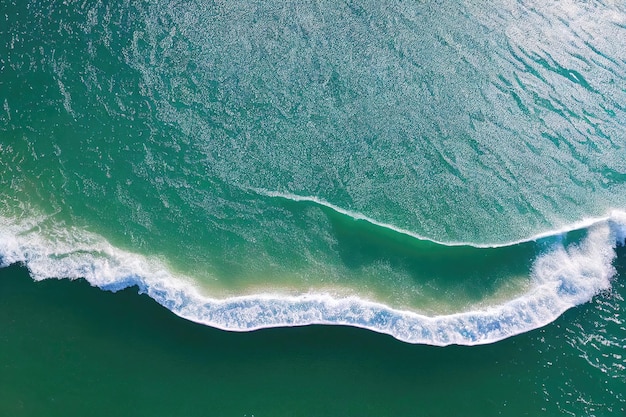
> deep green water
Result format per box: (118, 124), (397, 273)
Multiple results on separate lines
(1, 261), (625, 417)
(2, 0), (626, 414)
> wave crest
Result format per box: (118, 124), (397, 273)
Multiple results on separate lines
(1, 212), (624, 346)
(250, 188), (616, 248)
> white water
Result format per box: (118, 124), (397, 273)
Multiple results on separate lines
(1, 211), (624, 346)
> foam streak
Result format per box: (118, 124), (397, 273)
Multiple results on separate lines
(250, 188), (614, 248)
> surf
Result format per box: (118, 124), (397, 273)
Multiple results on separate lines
(1, 209), (624, 346)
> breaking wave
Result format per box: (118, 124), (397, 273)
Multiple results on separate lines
(1, 210), (625, 346)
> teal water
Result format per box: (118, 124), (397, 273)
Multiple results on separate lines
(1, 260), (625, 416)
(1, 0), (626, 413)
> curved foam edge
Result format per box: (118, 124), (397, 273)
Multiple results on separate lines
(249, 187), (616, 249)
(1, 212), (624, 346)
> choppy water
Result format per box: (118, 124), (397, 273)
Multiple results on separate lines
(1, 0), (626, 351)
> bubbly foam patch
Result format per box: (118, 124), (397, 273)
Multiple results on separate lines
(1, 212), (623, 346)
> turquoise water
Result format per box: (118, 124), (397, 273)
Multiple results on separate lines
(1, 0), (626, 411)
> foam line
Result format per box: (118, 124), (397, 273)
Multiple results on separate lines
(1, 212), (624, 346)
(250, 188), (614, 248)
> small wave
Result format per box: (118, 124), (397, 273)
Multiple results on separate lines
(250, 188), (617, 249)
(1, 211), (625, 346)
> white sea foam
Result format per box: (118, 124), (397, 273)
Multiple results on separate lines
(0, 211), (624, 346)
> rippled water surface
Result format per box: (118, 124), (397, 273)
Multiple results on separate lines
(2, 0), (626, 414)
(1, 0), (625, 369)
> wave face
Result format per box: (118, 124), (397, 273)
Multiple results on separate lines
(1, 212), (625, 345)
(1, 0), (626, 345)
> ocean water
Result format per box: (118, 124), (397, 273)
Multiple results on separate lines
(1, 0), (625, 413)
(1, 261), (625, 416)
